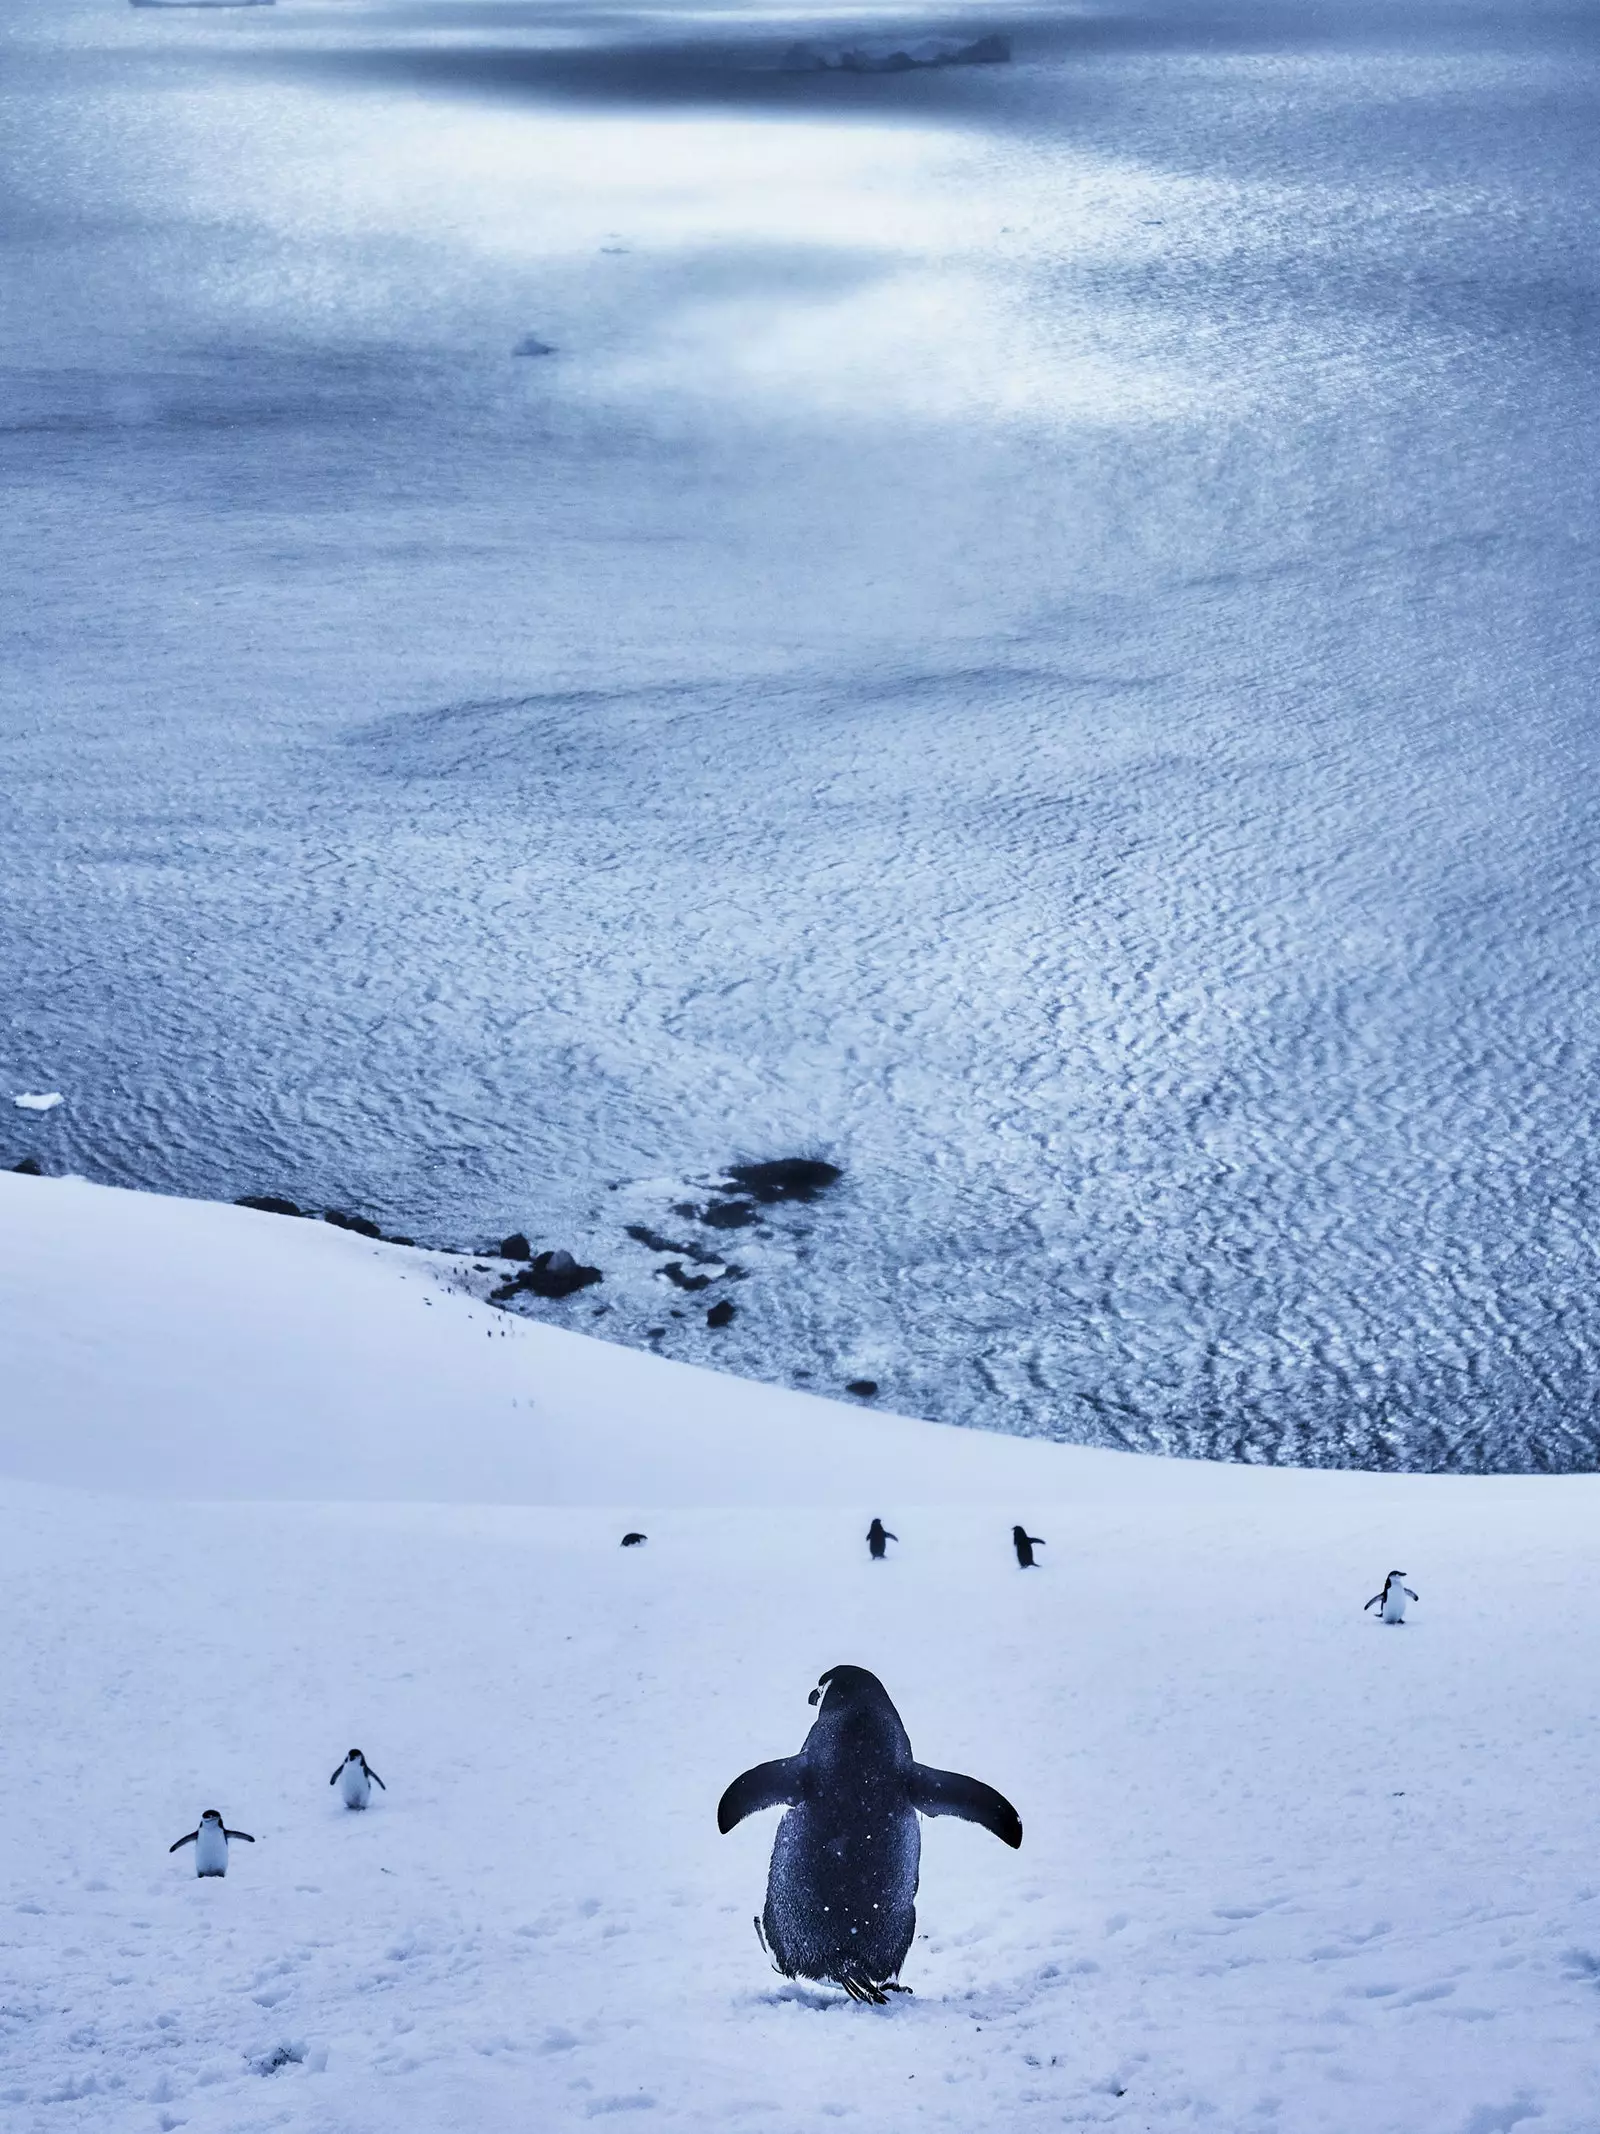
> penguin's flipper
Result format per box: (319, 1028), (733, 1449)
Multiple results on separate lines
(909, 1764), (1023, 1848)
(367, 1768), (386, 1789)
(329, 1766), (343, 1785)
(223, 1829), (256, 1842)
(886, 1531), (898, 1542)
(1406, 1588), (1418, 1600)
(717, 1757), (804, 1834)
(169, 1830), (198, 1852)
(1363, 1594), (1382, 1611)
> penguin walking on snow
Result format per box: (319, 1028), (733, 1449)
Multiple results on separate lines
(169, 1809), (254, 1877)
(867, 1518), (897, 1560)
(1012, 1525), (1045, 1568)
(1364, 1571), (1418, 1625)
(330, 1748), (387, 1809)
(718, 1664), (1021, 2004)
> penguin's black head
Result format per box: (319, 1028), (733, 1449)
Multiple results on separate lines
(201, 1809), (223, 1823)
(1012, 1525), (1028, 1542)
(808, 1664), (889, 1713)
(1388, 1571), (1406, 1581)
(347, 1749), (363, 1762)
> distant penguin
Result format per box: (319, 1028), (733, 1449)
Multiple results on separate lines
(867, 1518), (897, 1560)
(1364, 1571), (1418, 1625)
(169, 1809), (254, 1877)
(717, 1664), (1021, 2003)
(1012, 1525), (1045, 1568)
(330, 1749), (386, 1809)
(621, 1531), (647, 1547)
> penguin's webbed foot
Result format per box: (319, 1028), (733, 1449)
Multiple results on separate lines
(839, 1975), (888, 2006)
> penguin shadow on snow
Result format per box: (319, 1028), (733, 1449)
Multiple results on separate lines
(718, 1665), (1022, 2007)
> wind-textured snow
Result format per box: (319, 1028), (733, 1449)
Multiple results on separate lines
(4, 1172), (1600, 2132)
(3, 0), (1599, 1467)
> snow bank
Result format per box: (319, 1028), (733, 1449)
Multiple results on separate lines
(3, 1172), (1600, 2132)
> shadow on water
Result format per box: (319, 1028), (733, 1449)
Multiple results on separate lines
(218, 0), (1600, 124)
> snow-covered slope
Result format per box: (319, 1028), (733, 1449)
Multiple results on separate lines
(3, 1172), (1599, 2132)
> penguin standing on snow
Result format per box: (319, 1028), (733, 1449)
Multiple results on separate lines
(717, 1664), (1021, 2004)
(1012, 1525), (1045, 1568)
(169, 1809), (254, 1877)
(866, 1518), (897, 1560)
(330, 1749), (387, 1809)
(1364, 1572), (1418, 1625)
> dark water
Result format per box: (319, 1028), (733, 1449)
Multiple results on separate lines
(3, 0), (1598, 1466)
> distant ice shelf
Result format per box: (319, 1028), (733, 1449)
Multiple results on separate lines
(780, 33), (1011, 72)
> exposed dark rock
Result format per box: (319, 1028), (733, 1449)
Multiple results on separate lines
(701, 1199), (756, 1230)
(725, 1158), (841, 1204)
(846, 1379), (879, 1398)
(12, 1156), (43, 1176)
(499, 1232), (532, 1260)
(706, 1298), (736, 1329)
(621, 1531), (647, 1546)
(661, 1261), (711, 1293)
(237, 1194), (302, 1217)
(325, 1209), (382, 1239)
(505, 1248), (603, 1299)
(387, 1236), (416, 1248)
(671, 1201), (700, 1219)
(625, 1222), (721, 1264)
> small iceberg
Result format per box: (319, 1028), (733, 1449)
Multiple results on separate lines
(14, 1092), (64, 1112)
(781, 32), (1010, 72)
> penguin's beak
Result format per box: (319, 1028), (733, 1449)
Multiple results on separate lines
(807, 1687), (821, 1706)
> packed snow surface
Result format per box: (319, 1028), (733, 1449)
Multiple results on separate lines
(3, 0), (1599, 1466)
(4, 1171), (1600, 2131)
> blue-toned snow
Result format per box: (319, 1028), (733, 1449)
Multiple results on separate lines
(2, 0), (1597, 1467)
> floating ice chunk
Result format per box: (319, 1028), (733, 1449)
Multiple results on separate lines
(781, 32), (1010, 71)
(512, 336), (556, 358)
(13, 1092), (64, 1112)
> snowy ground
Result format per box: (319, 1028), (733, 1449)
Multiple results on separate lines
(4, 0), (1599, 1465)
(5, 1171), (1600, 2132)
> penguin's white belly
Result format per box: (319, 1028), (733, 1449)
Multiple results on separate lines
(1382, 1590), (1407, 1624)
(195, 1824), (229, 1876)
(338, 1763), (371, 1810)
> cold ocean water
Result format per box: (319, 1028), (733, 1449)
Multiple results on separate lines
(2, 0), (1597, 1467)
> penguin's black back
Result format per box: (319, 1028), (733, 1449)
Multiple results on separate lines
(763, 1670), (920, 1988)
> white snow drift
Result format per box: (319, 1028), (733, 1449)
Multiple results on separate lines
(3, 1169), (1600, 2132)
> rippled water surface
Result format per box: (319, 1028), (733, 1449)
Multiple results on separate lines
(3, 0), (1597, 1466)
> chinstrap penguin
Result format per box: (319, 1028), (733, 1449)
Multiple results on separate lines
(169, 1809), (254, 1876)
(717, 1664), (1021, 2004)
(330, 1749), (387, 1809)
(1364, 1572), (1418, 1625)
(1012, 1525), (1045, 1568)
(866, 1518), (897, 1560)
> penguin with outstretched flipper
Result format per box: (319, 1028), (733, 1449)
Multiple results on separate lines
(718, 1664), (1021, 2004)
(330, 1749), (387, 1809)
(866, 1518), (897, 1560)
(1012, 1526), (1045, 1568)
(169, 1809), (254, 1877)
(1364, 1572), (1418, 1625)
